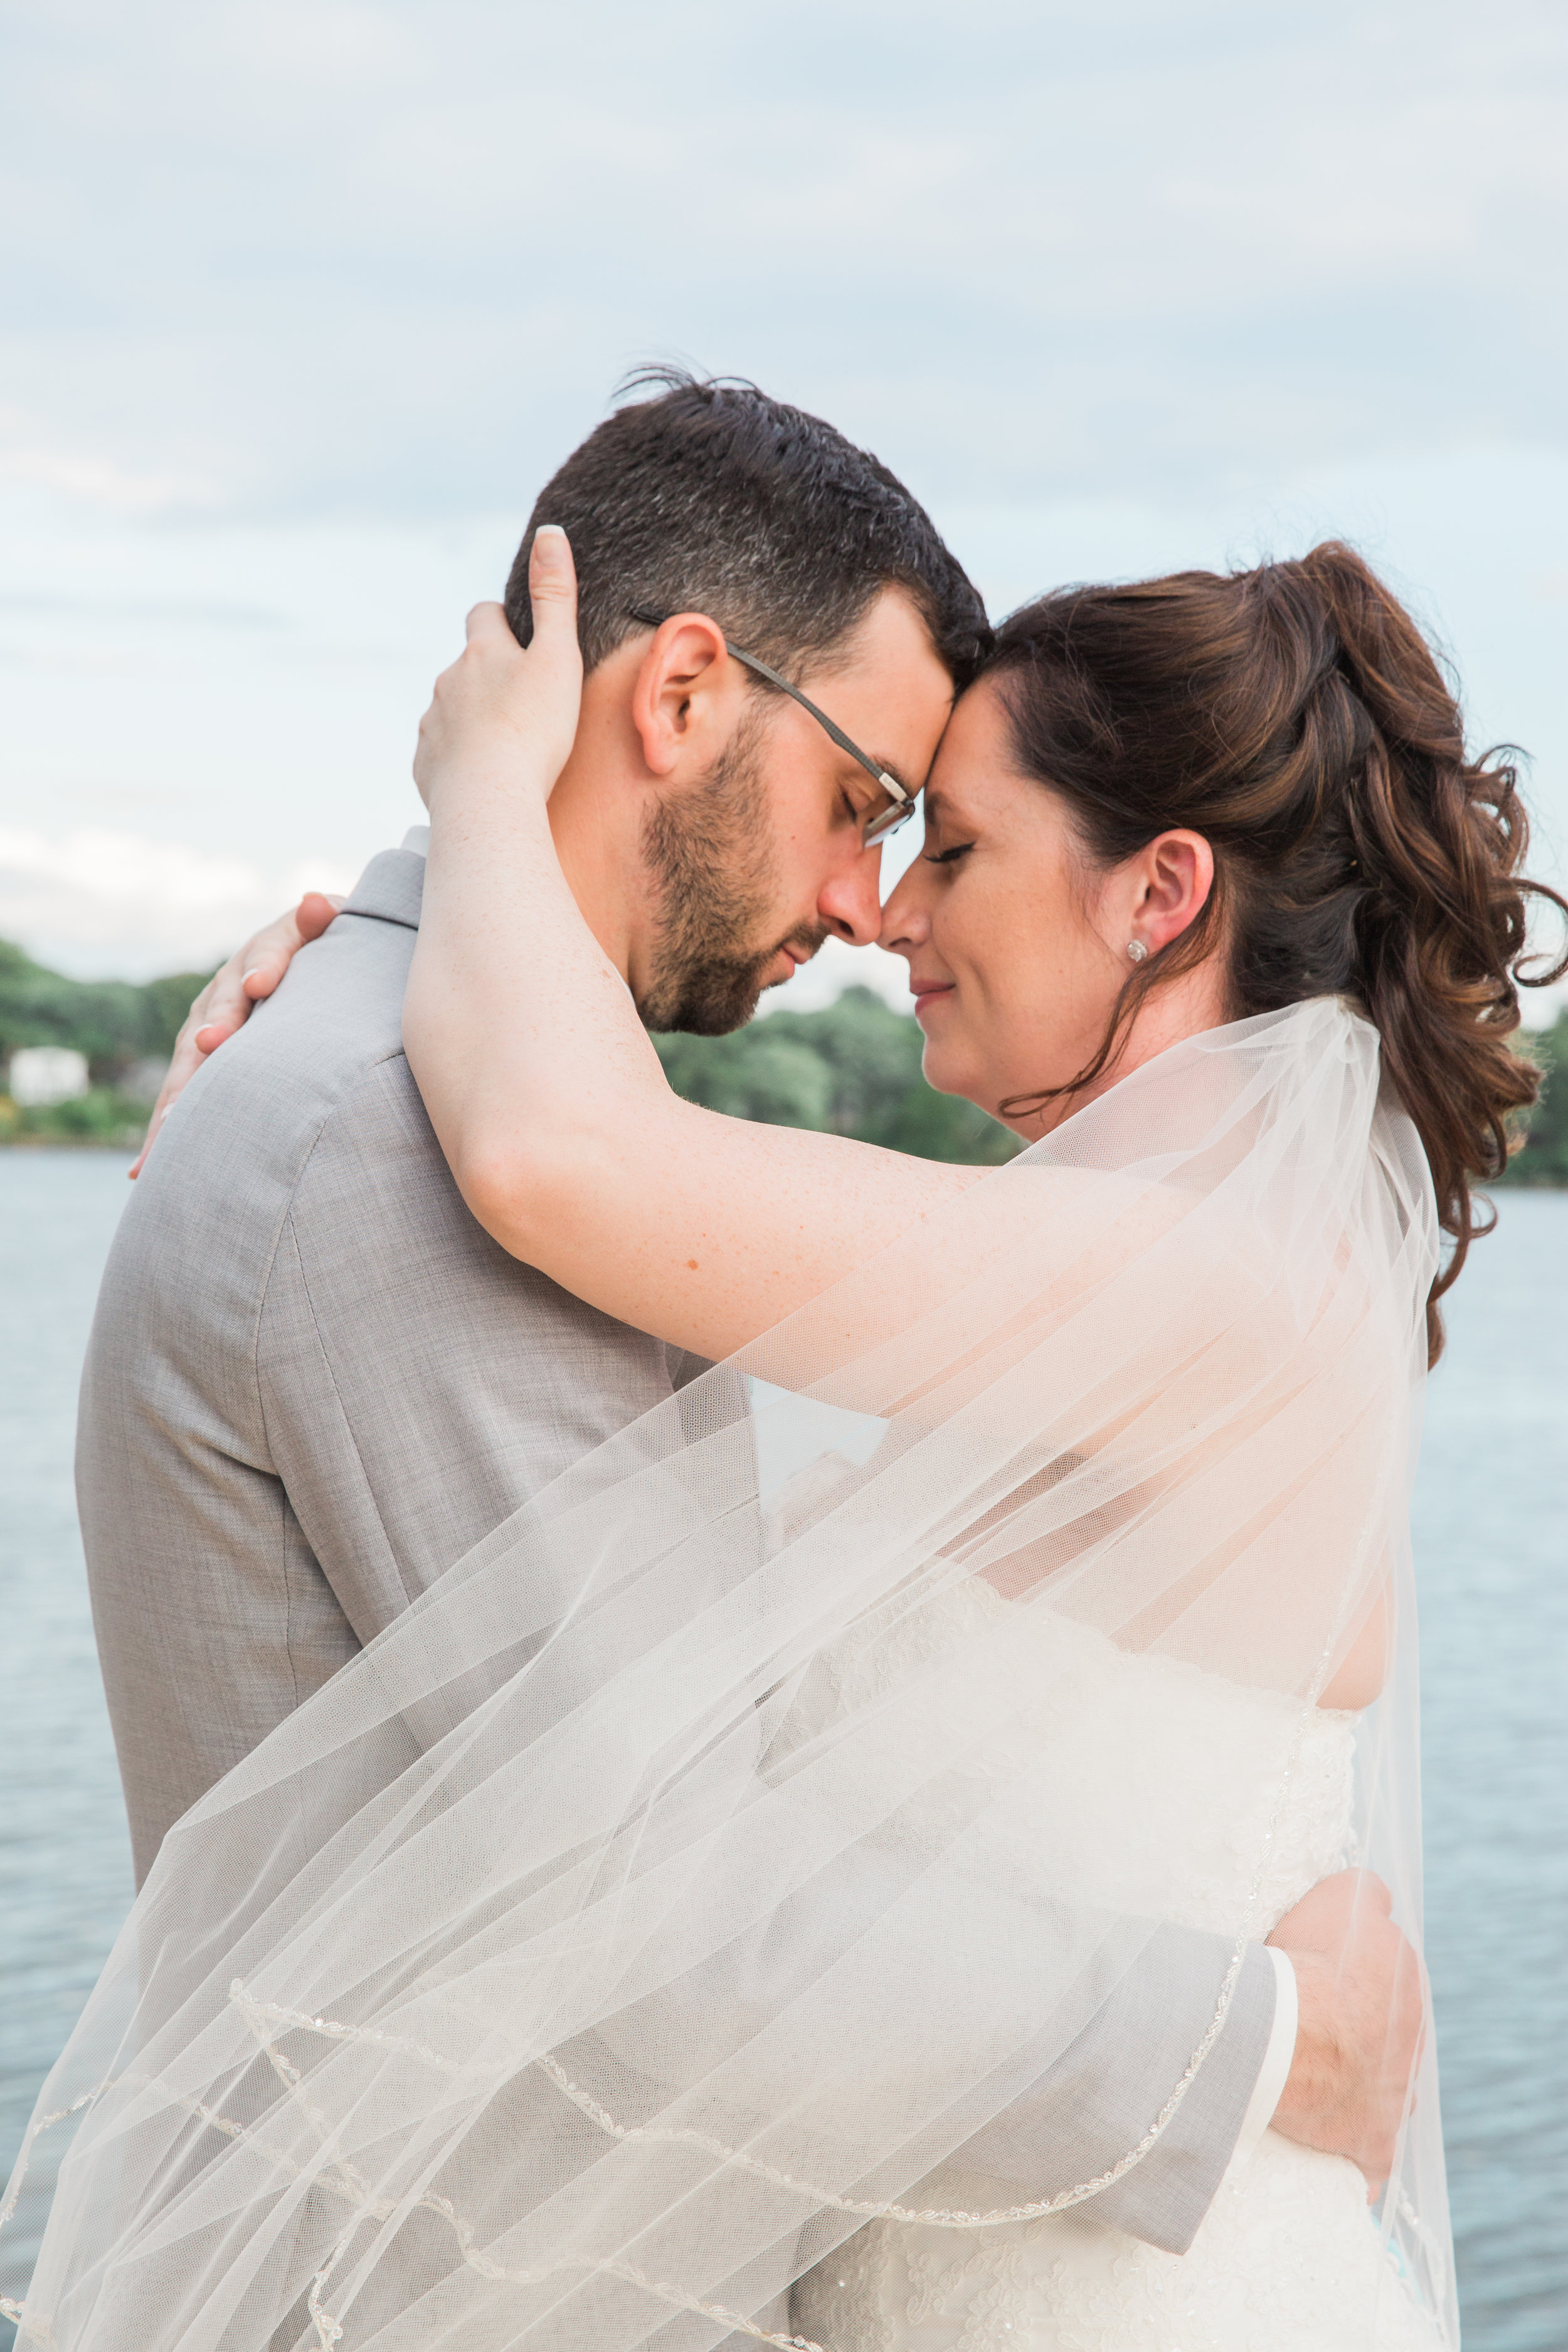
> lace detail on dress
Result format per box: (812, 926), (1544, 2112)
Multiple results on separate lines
(790, 1581), (1441, 2351)
(793, 2223), (894, 2352)
(803, 1576), (1360, 1941)
(798, 2136), (1441, 2352)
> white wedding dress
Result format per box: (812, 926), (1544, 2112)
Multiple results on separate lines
(5, 1005), (1451, 2352)
(792, 1577), (1444, 2352)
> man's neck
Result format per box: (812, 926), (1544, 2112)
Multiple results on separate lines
(542, 704), (664, 995)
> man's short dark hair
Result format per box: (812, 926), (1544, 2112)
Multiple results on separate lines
(505, 369), (990, 690)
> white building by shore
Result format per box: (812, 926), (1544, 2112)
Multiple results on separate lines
(8, 1047), (90, 1107)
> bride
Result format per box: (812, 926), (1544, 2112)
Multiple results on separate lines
(6, 532), (1559, 2351)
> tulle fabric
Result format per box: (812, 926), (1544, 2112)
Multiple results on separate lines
(0, 999), (1454, 2349)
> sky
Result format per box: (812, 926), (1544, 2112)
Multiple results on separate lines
(3, 0), (1565, 1020)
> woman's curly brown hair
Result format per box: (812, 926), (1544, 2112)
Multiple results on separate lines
(984, 541), (1568, 1363)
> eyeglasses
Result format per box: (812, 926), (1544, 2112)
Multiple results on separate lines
(627, 607), (916, 845)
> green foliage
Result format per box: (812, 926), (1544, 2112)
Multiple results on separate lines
(1500, 1012), (1568, 1187)
(0, 936), (213, 1083)
(654, 987), (1021, 1166)
(0, 938), (1016, 1166)
(0, 1086), (146, 1149)
(8, 927), (1555, 1183)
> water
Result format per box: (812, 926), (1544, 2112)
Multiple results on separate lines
(0, 1157), (137, 2343)
(0, 1153), (1564, 2349)
(1415, 1195), (1568, 2349)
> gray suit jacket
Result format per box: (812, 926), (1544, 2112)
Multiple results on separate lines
(77, 840), (1278, 2265)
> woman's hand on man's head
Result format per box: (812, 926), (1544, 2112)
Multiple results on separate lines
(412, 528), (583, 815)
(128, 892), (344, 1177)
(134, 533), (581, 1179)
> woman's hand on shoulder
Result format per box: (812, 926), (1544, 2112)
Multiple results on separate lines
(128, 892), (344, 1177)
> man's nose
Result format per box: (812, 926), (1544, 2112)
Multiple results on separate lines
(817, 846), (885, 948)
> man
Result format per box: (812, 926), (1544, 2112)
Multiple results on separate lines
(80, 373), (1415, 2289)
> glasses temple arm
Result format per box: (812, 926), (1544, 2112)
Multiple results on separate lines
(627, 605), (910, 806)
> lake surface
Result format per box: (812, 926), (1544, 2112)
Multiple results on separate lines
(0, 1152), (1564, 2349)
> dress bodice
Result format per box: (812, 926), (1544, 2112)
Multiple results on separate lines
(791, 1581), (1443, 2352)
(808, 1576), (1357, 1942)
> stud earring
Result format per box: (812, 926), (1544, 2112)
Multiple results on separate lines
(1126, 939), (1148, 963)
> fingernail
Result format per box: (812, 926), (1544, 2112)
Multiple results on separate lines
(241, 968), (263, 987)
(532, 524), (568, 566)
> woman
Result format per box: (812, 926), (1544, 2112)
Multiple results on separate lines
(6, 535), (1559, 2351)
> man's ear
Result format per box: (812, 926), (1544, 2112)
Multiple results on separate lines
(1130, 829), (1216, 954)
(629, 615), (733, 779)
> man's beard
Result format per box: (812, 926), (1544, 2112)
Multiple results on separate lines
(637, 721), (829, 1036)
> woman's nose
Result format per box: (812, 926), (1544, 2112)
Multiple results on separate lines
(878, 874), (930, 956)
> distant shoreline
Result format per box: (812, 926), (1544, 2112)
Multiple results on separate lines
(2, 1130), (1564, 1193)
(0, 1135), (137, 1153)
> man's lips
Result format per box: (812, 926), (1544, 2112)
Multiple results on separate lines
(766, 933), (827, 980)
(760, 940), (817, 990)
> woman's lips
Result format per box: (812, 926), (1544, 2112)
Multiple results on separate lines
(911, 980), (955, 1021)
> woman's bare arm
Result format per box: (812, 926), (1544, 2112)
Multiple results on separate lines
(403, 532), (980, 1362)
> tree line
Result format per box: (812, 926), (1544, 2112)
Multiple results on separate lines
(0, 936), (213, 1144)
(1, 933), (1564, 1180)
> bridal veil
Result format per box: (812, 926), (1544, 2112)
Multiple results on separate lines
(1, 998), (1454, 2349)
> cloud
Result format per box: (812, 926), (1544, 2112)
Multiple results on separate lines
(758, 936), (914, 1019)
(0, 411), (214, 516)
(0, 827), (356, 977)
(0, 813), (922, 1005)
(0, 590), (287, 628)
(1, 0), (1563, 522)
(0, 0), (1564, 992)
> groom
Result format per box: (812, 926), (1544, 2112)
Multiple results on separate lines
(79, 372), (1416, 2277)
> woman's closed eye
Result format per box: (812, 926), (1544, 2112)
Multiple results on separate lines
(924, 841), (975, 866)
